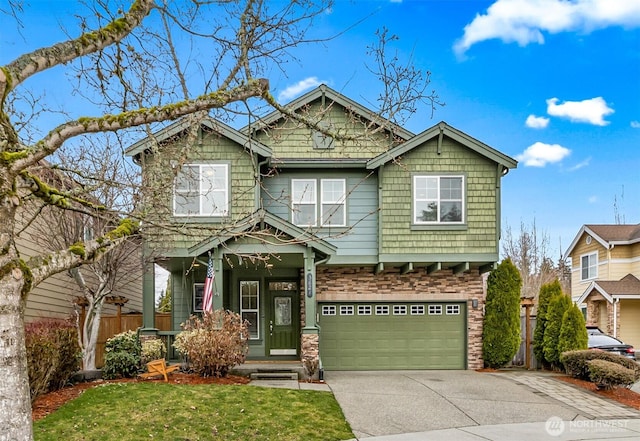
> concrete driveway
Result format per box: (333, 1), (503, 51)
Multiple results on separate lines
(324, 370), (584, 439)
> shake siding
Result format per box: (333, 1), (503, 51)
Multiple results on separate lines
(262, 171), (378, 256)
(143, 131), (260, 253)
(380, 137), (497, 255)
(253, 101), (395, 159)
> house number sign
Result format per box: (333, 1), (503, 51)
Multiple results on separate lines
(306, 273), (313, 298)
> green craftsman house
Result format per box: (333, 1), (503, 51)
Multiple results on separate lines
(126, 85), (517, 371)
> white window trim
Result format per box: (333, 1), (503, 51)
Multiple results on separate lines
(322, 305), (337, 316)
(321, 179), (346, 227)
(291, 178), (346, 227)
(291, 179), (317, 226)
(240, 281), (260, 340)
(580, 252), (598, 281)
(193, 283), (204, 312)
(413, 175), (465, 224)
(174, 163), (229, 217)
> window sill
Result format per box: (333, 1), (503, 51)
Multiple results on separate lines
(411, 224), (468, 231)
(172, 216), (230, 224)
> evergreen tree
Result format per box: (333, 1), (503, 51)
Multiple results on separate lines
(558, 303), (588, 355)
(543, 293), (572, 367)
(156, 282), (172, 313)
(482, 258), (522, 368)
(533, 280), (561, 367)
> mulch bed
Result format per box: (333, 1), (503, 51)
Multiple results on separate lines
(556, 375), (640, 410)
(32, 373), (250, 422)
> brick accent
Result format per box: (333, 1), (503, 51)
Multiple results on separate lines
(301, 333), (320, 379)
(315, 266), (485, 369)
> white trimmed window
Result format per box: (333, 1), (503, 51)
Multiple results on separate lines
(411, 305), (425, 315)
(428, 304), (442, 315)
(375, 305), (390, 315)
(292, 178), (346, 227)
(240, 281), (259, 339)
(174, 164), (229, 216)
(446, 304), (461, 315)
(193, 283), (204, 312)
(322, 305), (336, 316)
(581, 252), (598, 281)
(414, 175), (464, 224)
(393, 305), (407, 315)
(358, 305), (372, 315)
(340, 305), (354, 315)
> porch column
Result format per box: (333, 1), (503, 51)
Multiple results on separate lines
(213, 249), (224, 310)
(303, 247), (318, 330)
(141, 256), (157, 334)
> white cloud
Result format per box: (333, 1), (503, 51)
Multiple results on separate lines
(588, 195), (598, 204)
(515, 141), (571, 167)
(568, 157), (591, 171)
(546, 97), (614, 126)
(277, 77), (324, 101)
(631, 120), (640, 128)
(454, 0), (640, 56)
(525, 114), (549, 129)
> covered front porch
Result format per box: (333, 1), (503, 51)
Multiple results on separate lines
(139, 211), (336, 364)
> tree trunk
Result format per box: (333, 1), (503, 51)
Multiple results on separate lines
(82, 299), (104, 371)
(0, 268), (33, 441)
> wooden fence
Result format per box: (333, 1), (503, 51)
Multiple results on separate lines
(93, 313), (172, 368)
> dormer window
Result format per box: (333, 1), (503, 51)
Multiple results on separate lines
(174, 164), (229, 217)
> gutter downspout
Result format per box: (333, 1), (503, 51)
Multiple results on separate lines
(613, 297), (619, 338)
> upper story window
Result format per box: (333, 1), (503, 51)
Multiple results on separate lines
(174, 164), (229, 217)
(581, 252), (598, 281)
(292, 178), (346, 227)
(413, 175), (464, 224)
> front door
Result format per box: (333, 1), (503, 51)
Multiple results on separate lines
(267, 281), (299, 356)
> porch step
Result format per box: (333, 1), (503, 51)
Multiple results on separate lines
(250, 370), (299, 381)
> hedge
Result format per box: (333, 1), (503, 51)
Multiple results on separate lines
(560, 349), (640, 383)
(588, 359), (637, 390)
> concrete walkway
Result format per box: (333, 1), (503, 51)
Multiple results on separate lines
(252, 370), (640, 441)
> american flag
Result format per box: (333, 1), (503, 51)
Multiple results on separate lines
(202, 256), (214, 313)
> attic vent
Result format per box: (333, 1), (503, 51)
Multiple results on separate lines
(312, 121), (334, 149)
(586, 236), (592, 245)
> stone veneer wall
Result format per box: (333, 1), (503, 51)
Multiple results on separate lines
(314, 266), (486, 370)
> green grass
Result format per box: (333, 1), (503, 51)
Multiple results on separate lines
(34, 383), (353, 441)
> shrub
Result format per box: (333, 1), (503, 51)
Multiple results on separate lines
(25, 318), (81, 402)
(141, 338), (167, 365)
(102, 330), (141, 379)
(588, 359), (637, 390)
(174, 310), (249, 377)
(558, 303), (588, 355)
(533, 280), (562, 367)
(543, 293), (571, 367)
(482, 258), (522, 368)
(560, 349), (640, 382)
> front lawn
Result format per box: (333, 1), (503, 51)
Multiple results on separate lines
(34, 382), (353, 441)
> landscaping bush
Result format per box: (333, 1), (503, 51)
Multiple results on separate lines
(533, 280), (561, 367)
(102, 330), (141, 379)
(560, 349), (640, 382)
(25, 318), (81, 402)
(174, 310), (249, 377)
(587, 359), (637, 390)
(542, 293), (571, 368)
(141, 338), (167, 365)
(482, 258), (522, 368)
(557, 303), (588, 355)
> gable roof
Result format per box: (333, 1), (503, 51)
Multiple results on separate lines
(188, 209), (337, 257)
(366, 121), (518, 170)
(565, 223), (640, 257)
(577, 274), (640, 304)
(125, 116), (272, 159)
(241, 84), (415, 141)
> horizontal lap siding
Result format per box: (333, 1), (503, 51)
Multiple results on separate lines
(380, 137), (498, 256)
(262, 171), (378, 256)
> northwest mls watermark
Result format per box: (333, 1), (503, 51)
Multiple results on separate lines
(545, 416), (629, 437)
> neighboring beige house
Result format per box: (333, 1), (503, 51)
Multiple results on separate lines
(15, 169), (143, 323)
(565, 224), (640, 348)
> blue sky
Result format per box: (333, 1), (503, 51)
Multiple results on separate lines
(2, 0), (640, 261)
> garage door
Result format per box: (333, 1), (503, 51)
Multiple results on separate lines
(319, 302), (466, 370)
